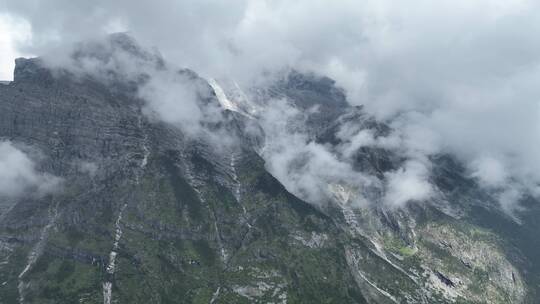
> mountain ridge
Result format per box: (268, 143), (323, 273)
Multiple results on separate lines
(0, 35), (538, 303)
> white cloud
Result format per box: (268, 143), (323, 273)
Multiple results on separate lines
(140, 72), (204, 128)
(383, 160), (433, 208)
(1, 0), (540, 211)
(337, 127), (376, 159)
(139, 69), (226, 140)
(32, 34), (232, 144)
(498, 187), (524, 217)
(470, 156), (508, 188)
(0, 141), (61, 198)
(259, 99), (378, 207)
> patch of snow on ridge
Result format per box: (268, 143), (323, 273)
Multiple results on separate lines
(208, 78), (261, 117)
(208, 78), (240, 112)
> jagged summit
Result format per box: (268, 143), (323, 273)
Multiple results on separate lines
(11, 33), (166, 87)
(107, 32), (150, 56)
(13, 57), (50, 84)
(274, 70), (349, 109)
(72, 32), (165, 68)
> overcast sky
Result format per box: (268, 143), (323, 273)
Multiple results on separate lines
(1, 0), (539, 211)
(0, 13), (29, 80)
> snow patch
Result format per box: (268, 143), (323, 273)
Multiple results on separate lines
(208, 78), (240, 112)
(208, 78), (260, 117)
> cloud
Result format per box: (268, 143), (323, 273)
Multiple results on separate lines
(76, 161), (98, 177)
(30, 34), (232, 144)
(0, 141), (61, 198)
(383, 160), (433, 208)
(140, 72), (203, 128)
(498, 188), (525, 217)
(470, 156), (508, 188)
(1, 0), (540, 211)
(337, 128), (376, 160)
(259, 99), (379, 207)
(139, 67), (227, 141)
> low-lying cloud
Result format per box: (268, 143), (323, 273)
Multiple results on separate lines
(383, 160), (433, 209)
(37, 34), (231, 143)
(2, 0), (540, 211)
(258, 99), (380, 207)
(139, 68), (227, 141)
(0, 141), (61, 198)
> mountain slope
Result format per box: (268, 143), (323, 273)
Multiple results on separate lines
(0, 35), (537, 304)
(0, 54), (365, 304)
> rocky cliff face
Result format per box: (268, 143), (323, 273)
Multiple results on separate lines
(0, 35), (538, 304)
(0, 42), (364, 304)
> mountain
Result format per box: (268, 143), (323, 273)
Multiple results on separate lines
(0, 34), (538, 303)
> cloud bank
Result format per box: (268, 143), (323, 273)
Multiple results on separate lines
(35, 33), (231, 143)
(258, 99), (380, 207)
(1, 0), (540, 211)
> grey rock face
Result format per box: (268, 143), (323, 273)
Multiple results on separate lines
(0, 55), (365, 304)
(0, 36), (537, 304)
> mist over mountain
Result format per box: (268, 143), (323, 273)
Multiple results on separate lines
(0, 2), (539, 304)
